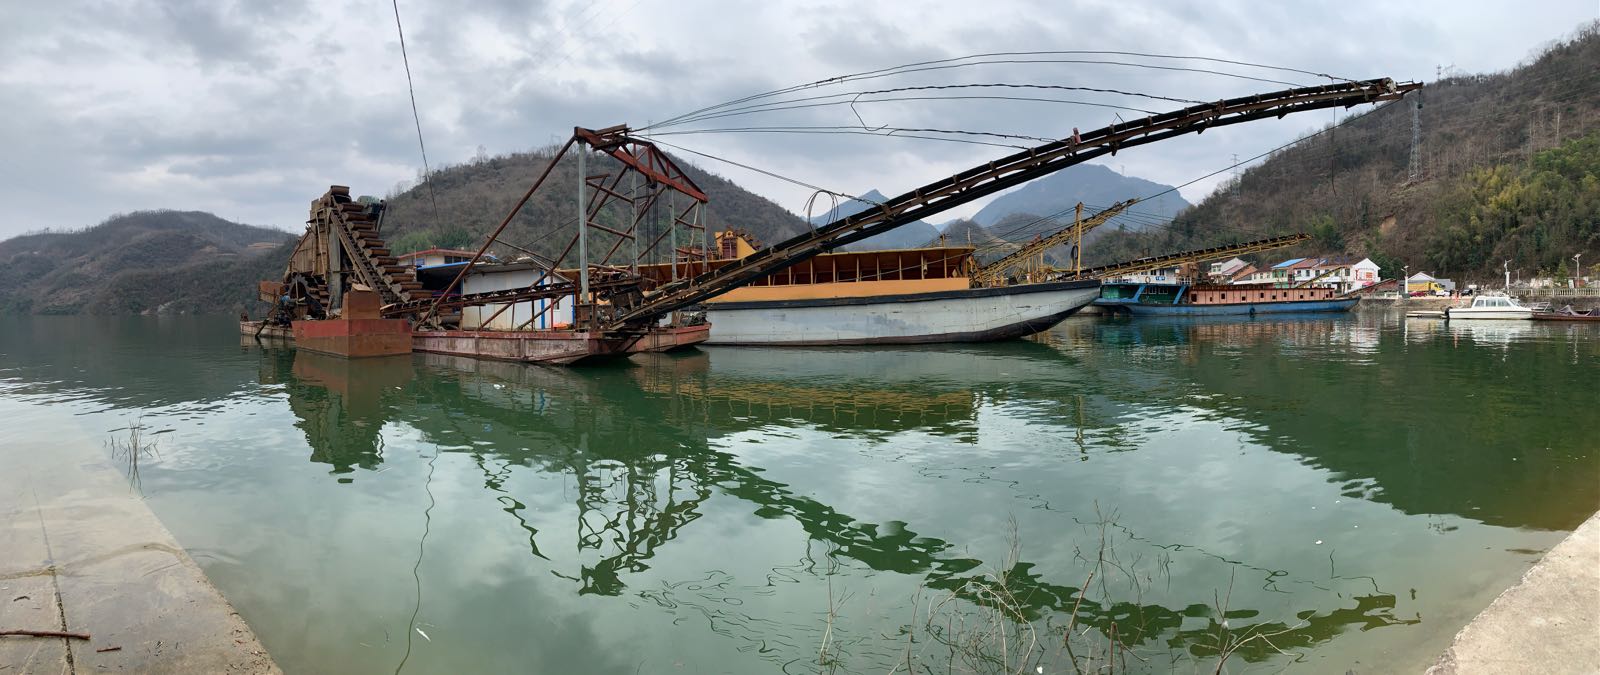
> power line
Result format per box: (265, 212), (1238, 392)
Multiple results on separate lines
(391, 0), (440, 226)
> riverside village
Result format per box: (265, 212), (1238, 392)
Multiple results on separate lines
(1, 3), (1596, 674)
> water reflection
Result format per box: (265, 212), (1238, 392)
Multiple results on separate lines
(262, 351), (415, 474)
(1051, 316), (1600, 531)
(267, 339), (1430, 667)
(5, 314), (1592, 672)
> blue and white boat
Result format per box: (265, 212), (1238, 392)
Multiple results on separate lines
(1094, 282), (1358, 316)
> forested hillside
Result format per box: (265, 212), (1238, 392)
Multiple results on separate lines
(1081, 23), (1600, 278)
(0, 211), (292, 314)
(378, 146), (811, 261)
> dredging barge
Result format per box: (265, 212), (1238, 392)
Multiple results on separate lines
(249, 78), (1417, 363)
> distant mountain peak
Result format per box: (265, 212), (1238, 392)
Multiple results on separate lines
(809, 188), (939, 251)
(971, 163), (1190, 228)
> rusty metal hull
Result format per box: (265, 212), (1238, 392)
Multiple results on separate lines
(291, 319), (413, 358)
(624, 325), (712, 353)
(411, 325), (710, 365)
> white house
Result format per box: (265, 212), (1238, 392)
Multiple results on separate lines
(1116, 265), (1185, 284)
(1208, 257), (1249, 280)
(398, 247), (488, 268)
(1309, 257), (1382, 293)
(457, 263), (574, 330)
(1346, 258), (1381, 292)
(1233, 266), (1276, 285)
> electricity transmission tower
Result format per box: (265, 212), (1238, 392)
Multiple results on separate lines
(1231, 154), (1240, 197)
(1408, 92), (1423, 183)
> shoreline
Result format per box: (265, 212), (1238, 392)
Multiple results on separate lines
(1427, 509), (1600, 674)
(0, 431), (279, 673)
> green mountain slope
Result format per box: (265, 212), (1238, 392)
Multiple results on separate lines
(1089, 23), (1600, 278)
(0, 211), (293, 314)
(377, 147), (811, 260)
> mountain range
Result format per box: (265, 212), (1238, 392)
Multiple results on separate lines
(970, 164), (1191, 227)
(0, 211), (293, 314)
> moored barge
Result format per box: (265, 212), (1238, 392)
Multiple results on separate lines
(1095, 282), (1357, 316)
(629, 235), (1101, 345)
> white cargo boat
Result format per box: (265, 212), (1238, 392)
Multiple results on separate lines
(630, 232), (1100, 346)
(701, 279), (1100, 345)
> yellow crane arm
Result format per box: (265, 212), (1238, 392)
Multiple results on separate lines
(1066, 233), (1312, 281)
(972, 199), (1137, 286)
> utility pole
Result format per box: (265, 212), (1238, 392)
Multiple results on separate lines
(1400, 264), (1409, 302)
(576, 146), (589, 325)
(1575, 253), (1584, 285)
(669, 190), (679, 282)
(1074, 202), (1084, 276)
(1503, 260), (1512, 291)
(630, 171), (640, 276)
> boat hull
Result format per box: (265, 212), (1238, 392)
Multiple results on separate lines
(1096, 297), (1359, 316)
(700, 280), (1100, 346)
(1444, 308), (1534, 320)
(412, 325), (711, 364)
(240, 320), (293, 339)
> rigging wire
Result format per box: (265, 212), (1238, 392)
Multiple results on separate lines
(643, 51), (1347, 132)
(649, 138), (872, 205)
(966, 98), (1408, 250)
(658, 82), (1198, 129)
(392, 0), (441, 226)
(812, 49), (1358, 91)
(652, 127), (1030, 150)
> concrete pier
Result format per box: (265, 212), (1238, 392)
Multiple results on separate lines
(1427, 511), (1600, 674)
(0, 439), (278, 672)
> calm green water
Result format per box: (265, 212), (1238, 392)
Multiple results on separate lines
(1, 313), (1596, 673)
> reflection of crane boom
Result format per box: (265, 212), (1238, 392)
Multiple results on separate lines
(607, 78), (1417, 330)
(1065, 233), (1312, 281)
(971, 200), (1136, 287)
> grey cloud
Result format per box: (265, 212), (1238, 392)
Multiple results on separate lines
(0, 0), (1593, 237)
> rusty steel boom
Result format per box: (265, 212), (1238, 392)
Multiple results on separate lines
(607, 78), (1419, 330)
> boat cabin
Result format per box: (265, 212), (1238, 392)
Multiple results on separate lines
(1468, 295), (1524, 309)
(624, 231), (978, 303)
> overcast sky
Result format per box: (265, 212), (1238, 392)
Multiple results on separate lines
(1, 1), (1595, 238)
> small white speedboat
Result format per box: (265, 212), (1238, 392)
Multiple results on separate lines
(1444, 294), (1534, 320)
